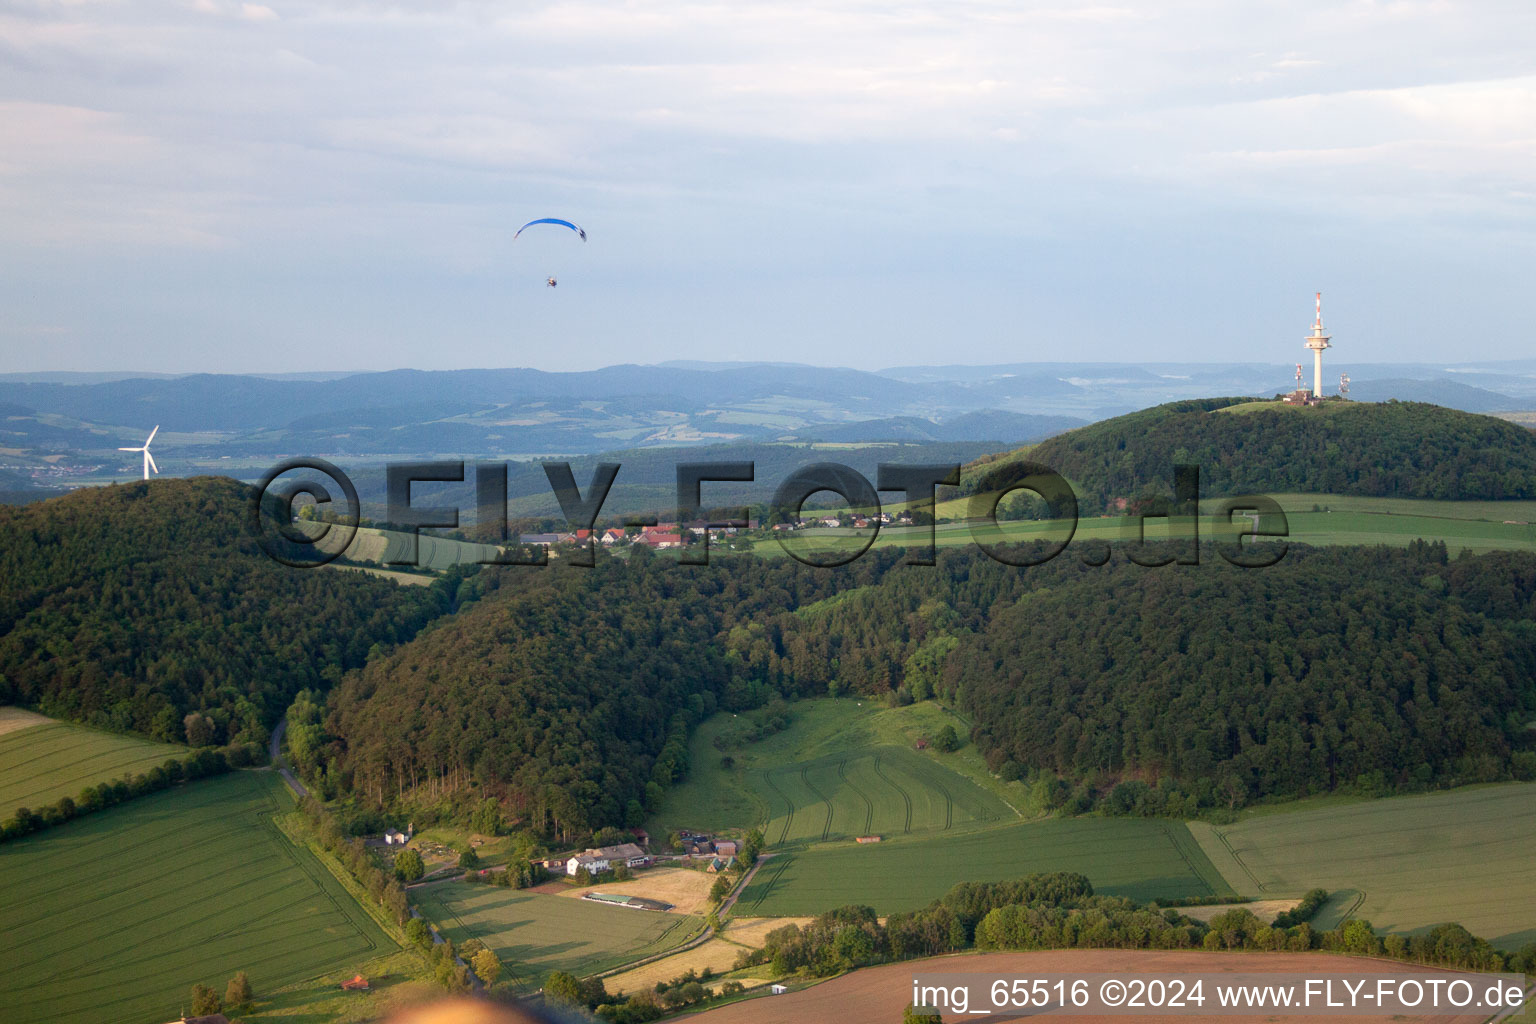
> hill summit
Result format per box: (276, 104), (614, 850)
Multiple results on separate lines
(1012, 397), (1536, 512)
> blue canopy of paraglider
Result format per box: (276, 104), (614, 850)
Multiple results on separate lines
(513, 218), (587, 242)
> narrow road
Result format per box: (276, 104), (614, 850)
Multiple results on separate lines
(268, 717), (309, 798)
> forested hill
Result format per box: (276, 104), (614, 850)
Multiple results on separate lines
(320, 551), (899, 839)
(0, 478), (450, 744)
(313, 542), (1536, 834)
(1006, 398), (1536, 513)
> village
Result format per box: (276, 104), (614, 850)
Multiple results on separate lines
(519, 510), (914, 552)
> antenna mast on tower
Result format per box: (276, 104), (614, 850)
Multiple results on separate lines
(1304, 291), (1333, 397)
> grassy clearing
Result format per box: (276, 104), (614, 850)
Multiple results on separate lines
(735, 817), (1233, 917)
(1189, 783), (1536, 949)
(647, 699), (1020, 843)
(0, 715), (184, 817)
(0, 771), (395, 1024)
(414, 882), (706, 991)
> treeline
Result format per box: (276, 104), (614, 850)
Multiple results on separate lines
(466, 859), (550, 889)
(0, 477), (453, 741)
(546, 966), (747, 1024)
(1021, 398), (1536, 513)
(403, 918), (475, 992)
(0, 743), (256, 843)
(296, 794), (410, 926)
(735, 874), (1536, 979)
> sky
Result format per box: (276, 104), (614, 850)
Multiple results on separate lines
(2, 0), (1534, 373)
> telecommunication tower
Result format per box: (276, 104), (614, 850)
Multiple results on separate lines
(1304, 292), (1332, 396)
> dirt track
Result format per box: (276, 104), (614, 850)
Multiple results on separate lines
(684, 950), (1495, 1024)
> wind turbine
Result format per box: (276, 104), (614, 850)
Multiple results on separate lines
(119, 426), (159, 480)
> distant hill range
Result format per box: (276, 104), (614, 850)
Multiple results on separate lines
(785, 411), (1085, 444)
(1, 360), (1533, 495)
(1014, 397), (1536, 513)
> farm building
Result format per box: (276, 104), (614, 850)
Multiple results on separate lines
(384, 828), (408, 845)
(340, 974), (370, 991)
(706, 857), (726, 873)
(771, 984), (788, 995)
(567, 842), (651, 876)
(713, 840), (738, 858)
(582, 892), (674, 912)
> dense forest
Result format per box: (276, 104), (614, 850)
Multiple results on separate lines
(1007, 399), (1536, 512)
(317, 549), (904, 839)
(309, 539), (1536, 833)
(947, 546), (1536, 806)
(0, 478), (452, 744)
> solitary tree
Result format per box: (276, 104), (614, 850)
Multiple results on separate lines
(458, 847), (479, 870)
(189, 983), (221, 1016)
(545, 970), (585, 1007)
(224, 971), (252, 1009)
(709, 875), (732, 904)
(395, 848), (425, 882)
(471, 948), (502, 985)
(931, 725), (960, 752)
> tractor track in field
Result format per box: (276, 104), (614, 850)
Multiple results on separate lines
(838, 758), (875, 835)
(761, 770), (795, 846)
(801, 766), (834, 841)
(873, 754), (913, 833)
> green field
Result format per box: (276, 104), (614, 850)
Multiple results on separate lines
(653, 701), (1229, 919)
(0, 771), (395, 1024)
(414, 883), (705, 990)
(756, 747), (1009, 844)
(648, 700), (1019, 843)
(0, 714), (184, 818)
(803, 496), (1536, 560)
(736, 816), (1233, 916)
(1190, 783), (1536, 950)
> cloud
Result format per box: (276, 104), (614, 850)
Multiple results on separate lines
(0, 0), (1533, 369)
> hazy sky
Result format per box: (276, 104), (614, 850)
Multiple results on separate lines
(3, 0), (1534, 373)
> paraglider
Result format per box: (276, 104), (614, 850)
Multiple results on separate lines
(514, 218), (586, 242)
(514, 218), (586, 288)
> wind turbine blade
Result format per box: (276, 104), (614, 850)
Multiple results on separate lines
(145, 425), (159, 446)
(118, 446), (139, 451)
(146, 451), (159, 474)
